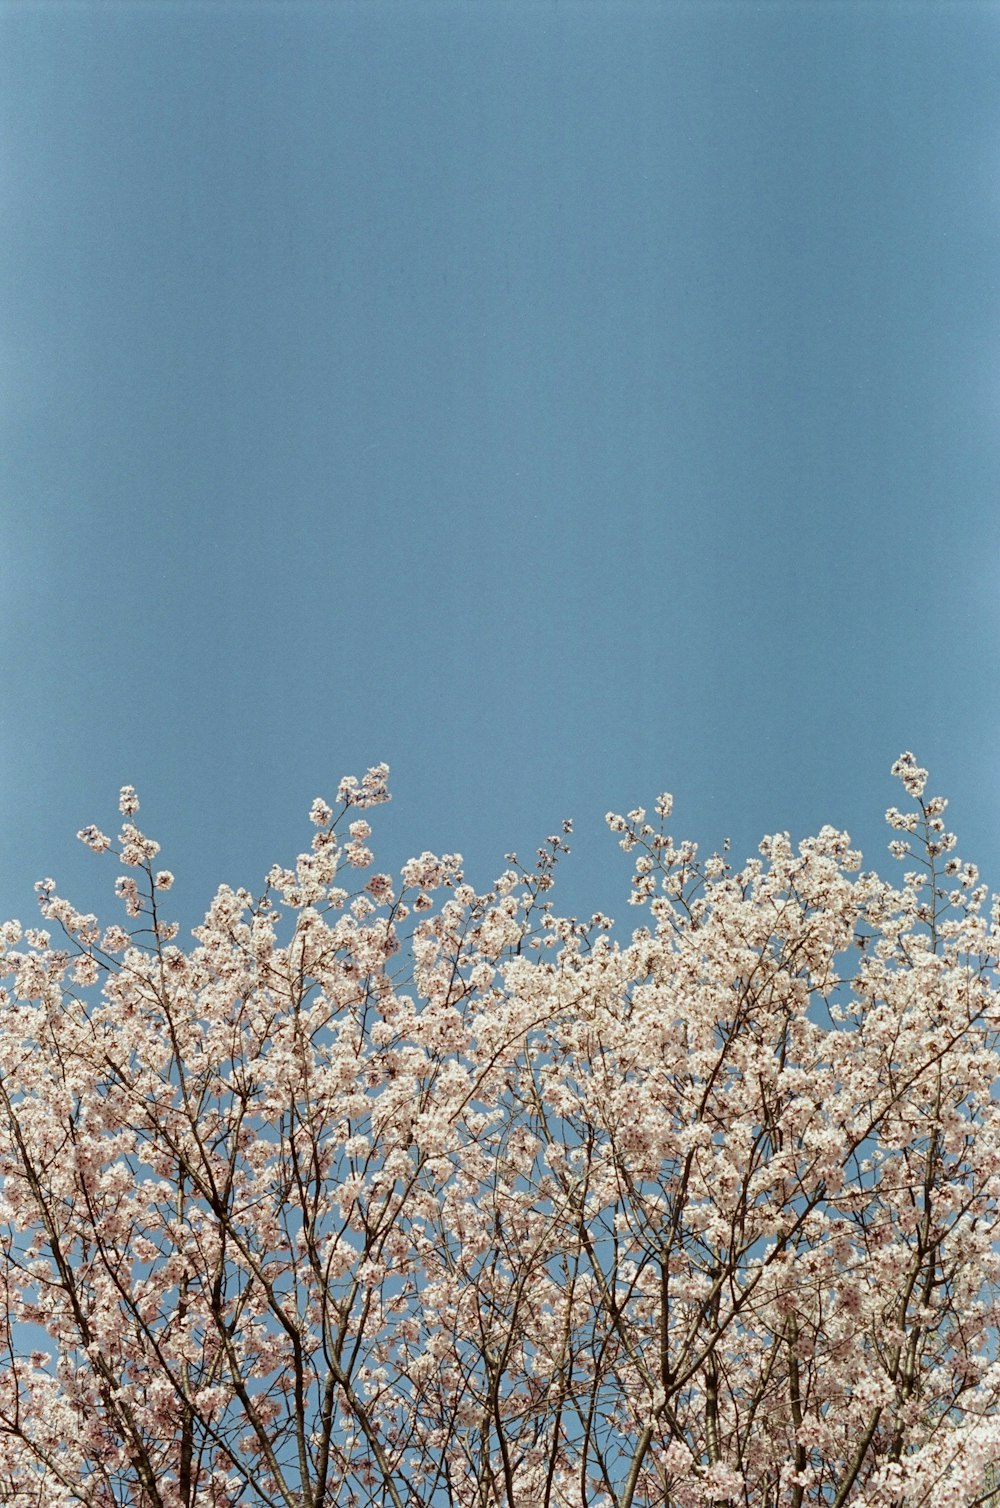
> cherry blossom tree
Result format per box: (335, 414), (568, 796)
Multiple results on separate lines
(0, 753), (999, 1507)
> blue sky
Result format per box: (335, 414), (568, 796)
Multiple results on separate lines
(2, 0), (999, 938)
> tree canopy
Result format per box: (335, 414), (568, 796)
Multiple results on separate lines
(0, 755), (998, 1507)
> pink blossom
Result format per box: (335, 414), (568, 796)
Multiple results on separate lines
(0, 757), (997, 1507)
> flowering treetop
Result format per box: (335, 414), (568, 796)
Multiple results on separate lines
(0, 754), (997, 1508)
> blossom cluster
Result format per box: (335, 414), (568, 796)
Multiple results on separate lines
(0, 757), (997, 1507)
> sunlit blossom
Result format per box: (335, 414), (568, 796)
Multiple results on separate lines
(0, 756), (996, 1507)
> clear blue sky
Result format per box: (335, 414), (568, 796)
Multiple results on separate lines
(2, 0), (999, 937)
